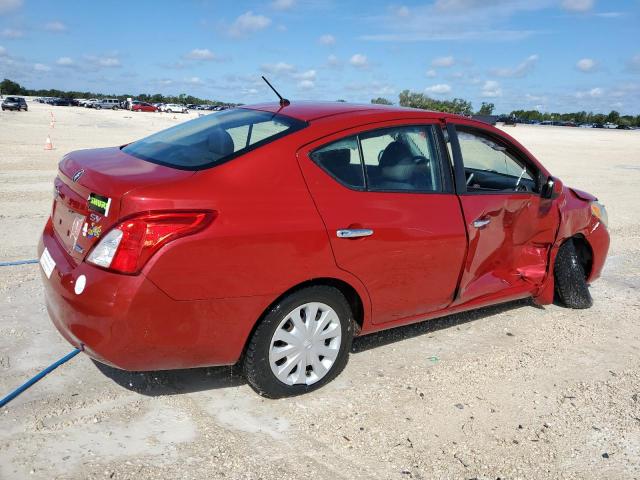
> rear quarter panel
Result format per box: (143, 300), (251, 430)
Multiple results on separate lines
(131, 135), (370, 317)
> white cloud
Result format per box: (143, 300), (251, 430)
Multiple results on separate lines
(361, 1), (544, 42)
(595, 11), (624, 18)
(426, 69), (437, 78)
(576, 58), (597, 72)
(294, 69), (316, 81)
(229, 11), (271, 37)
(346, 81), (395, 96)
(45, 21), (67, 32)
(297, 79), (315, 90)
(34, 63), (51, 72)
(318, 34), (335, 46)
(350, 53), (368, 68)
(84, 54), (121, 68)
(525, 93), (547, 103)
(271, 0), (295, 10)
(0, 0), (22, 14)
(327, 54), (341, 67)
(185, 76), (203, 85)
(1, 28), (23, 38)
(491, 54), (538, 78)
(432, 56), (455, 67)
(481, 80), (502, 97)
(575, 87), (603, 98)
(0, 45), (7, 56)
(425, 83), (451, 95)
(185, 48), (217, 61)
(261, 61), (295, 75)
(56, 56), (73, 66)
(627, 54), (640, 73)
(561, 0), (594, 12)
(393, 5), (410, 17)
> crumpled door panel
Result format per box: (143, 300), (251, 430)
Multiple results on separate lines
(454, 194), (559, 305)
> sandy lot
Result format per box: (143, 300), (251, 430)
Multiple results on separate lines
(1, 102), (639, 480)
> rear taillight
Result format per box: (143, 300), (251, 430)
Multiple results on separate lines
(87, 211), (215, 274)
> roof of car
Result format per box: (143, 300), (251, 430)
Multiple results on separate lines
(244, 101), (454, 122)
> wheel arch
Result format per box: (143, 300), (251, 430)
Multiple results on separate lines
(570, 233), (594, 280)
(239, 277), (366, 362)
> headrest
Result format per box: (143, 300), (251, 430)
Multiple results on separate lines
(207, 128), (235, 158)
(379, 141), (412, 168)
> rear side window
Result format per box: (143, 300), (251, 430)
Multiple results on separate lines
(310, 125), (443, 193)
(310, 137), (365, 189)
(123, 109), (306, 170)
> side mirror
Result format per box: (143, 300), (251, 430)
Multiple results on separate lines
(541, 176), (563, 199)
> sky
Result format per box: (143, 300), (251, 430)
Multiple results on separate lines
(0, 0), (639, 114)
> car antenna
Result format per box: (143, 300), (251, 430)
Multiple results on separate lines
(261, 76), (290, 107)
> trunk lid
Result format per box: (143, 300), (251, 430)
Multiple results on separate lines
(53, 147), (194, 263)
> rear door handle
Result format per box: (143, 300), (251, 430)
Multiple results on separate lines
(473, 218), (491, 228)
(336, 229), (374, 239)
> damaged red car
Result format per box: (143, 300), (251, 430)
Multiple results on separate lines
(38, 102), (609, 398)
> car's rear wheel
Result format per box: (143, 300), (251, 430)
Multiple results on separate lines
(554, 239), (593, 309)
(243, 286), (354, 398)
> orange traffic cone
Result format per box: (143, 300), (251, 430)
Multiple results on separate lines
(44, 135), (54, 150)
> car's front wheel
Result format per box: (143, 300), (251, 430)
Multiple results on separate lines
(243, 286), (354, 398)
(554, 239), (593, 309)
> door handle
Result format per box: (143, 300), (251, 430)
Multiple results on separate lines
(473, 218), (491, 228)
(336, 229), (374, 239)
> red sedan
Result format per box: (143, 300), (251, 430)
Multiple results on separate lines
(132, 102), (157, 112)
(38, 102), (609, 397)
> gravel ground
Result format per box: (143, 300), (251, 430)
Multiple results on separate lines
(1, 102), (639, 479)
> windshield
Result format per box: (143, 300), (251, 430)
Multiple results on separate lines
(123, 108), (306, 170)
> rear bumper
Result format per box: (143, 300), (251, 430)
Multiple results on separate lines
(39, 219), (271, 371)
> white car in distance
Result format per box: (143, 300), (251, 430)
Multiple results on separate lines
(164, 103), (189, 114)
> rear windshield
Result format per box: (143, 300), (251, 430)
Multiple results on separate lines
(122, 108), (306, 170)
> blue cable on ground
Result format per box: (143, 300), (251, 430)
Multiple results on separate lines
(0, 259), (39, 267)
(0, 347), (83, 408)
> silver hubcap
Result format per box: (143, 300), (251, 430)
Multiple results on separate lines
(269, 302), (342, 386)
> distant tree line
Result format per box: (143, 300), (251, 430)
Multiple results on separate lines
(3, 78), (638, 126)
(0, 78), (233, 106)
(372, 90), (640, 126)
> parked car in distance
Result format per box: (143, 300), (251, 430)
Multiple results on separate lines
(93, 98), (120, 110)
(80, 98), (99, 108)
(50, 97), (73, 106)
(132, 102), (158, 112)
(164, 103), (188, 113)
(2, 96), (28, 111)
(39, 102), (610, 398)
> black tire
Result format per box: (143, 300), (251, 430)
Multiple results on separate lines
(554, 239), (593, 309)
(243, 285), (354, 398)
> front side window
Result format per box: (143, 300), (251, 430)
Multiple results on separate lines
(310, 125), (442, 193)
(123, 108), (306, 170)
(456, 128), (537, 193)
